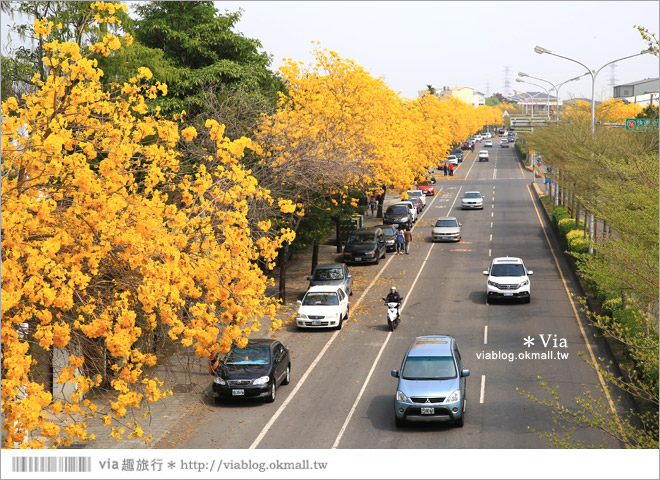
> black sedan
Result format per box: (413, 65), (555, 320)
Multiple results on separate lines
(211, 339), (290, 403)
(307, 262), (353, 296)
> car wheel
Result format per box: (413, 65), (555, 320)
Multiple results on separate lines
(395, 416), (405, 428)
(381, 249), (386, 259)
(282, 365), (291, 385)
(374, 255), (379, 265)
(336, 315), (343, 330)
(455, 402), (466, 427)
(265, 382), (276, 403)
(525, 295), (531, 304)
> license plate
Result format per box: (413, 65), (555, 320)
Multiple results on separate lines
(504, 292), (514, 297)
(354, 257), (361, 262)
(312, 320), (321, 326)
(232, 389), (245, 396)
(421, 407), (434, 415)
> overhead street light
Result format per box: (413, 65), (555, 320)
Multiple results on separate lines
(534, 45), (654, 132)
(516, 78), (551, 119)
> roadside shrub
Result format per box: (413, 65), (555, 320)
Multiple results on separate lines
(566, 229), (589, 253)
(551, 205), (571, 227)
(558, 217), (585, 237)
(602, 297), (623, 316)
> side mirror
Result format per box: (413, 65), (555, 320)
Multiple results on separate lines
(306, 276), (312, 281)
(483, 271), (489, 275)
(527, 270), (534, 275)
(297, 300), (303, 305)
(347, 273), (352, 278)
(461, 369), (471, 377)
(459, 223), (463, 227)
(391, 369), (399, 378)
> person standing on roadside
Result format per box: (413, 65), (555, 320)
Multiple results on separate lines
(369, 196), (377, 216)
(395, 225), (405, 255)
(448, 163), (454, 177)
(403, 227), (413, 254)
(443, 162), (448, 176)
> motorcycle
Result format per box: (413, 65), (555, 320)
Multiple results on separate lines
(382, 297), (403, 331)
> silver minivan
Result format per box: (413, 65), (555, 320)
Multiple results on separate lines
(392, 335), (470, 427)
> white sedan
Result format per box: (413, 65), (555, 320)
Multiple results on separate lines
(461, 191), (484, 209)
(484, 140), (493, 147)
(296, 285), (349, 330)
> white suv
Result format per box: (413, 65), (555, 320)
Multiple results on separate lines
(296, 285), (349, 329)
(483, 257), (533, 303)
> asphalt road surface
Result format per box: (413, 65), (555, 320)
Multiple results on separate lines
(174, 139), (620, 450)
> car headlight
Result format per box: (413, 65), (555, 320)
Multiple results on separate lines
(445, 389), (461, 403)
(297, 313), (308, 320)
(487, 280), (499, 287)
(252, 376), (270, 386)
(396, 390), (411, 403)
(326, 312), (339, 319)
(518, 279), (529, 288)
(214, 377), (226, 385)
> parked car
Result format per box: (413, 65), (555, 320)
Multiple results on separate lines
(343, 227), (388, 265)
(446, 155), (459, 166)
(500, 139), (509, 148)
(406, 189), (426, 208)
(484, 140), (493, 147)
(407, 196), (423, 214)
(395, 200), (418, 223)
(431, 217), (461, 242)
(483, 256), (533, 304)
(296, 285), (350, 329)
(391, 335), (470, 427)
(211, 339), (290, 403)
(474, 135), (483, 142)
(384, 204), (412, 229)
(416, 180), (435, 196)
(307, 263), (353, 296)
(461, 142), (471, 151)
(478, 150), (489, 161)
(461, 191), (484, 210)
(377, 224), (397, 252)
(454, 152), (463, 162)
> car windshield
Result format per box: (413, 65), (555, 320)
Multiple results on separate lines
(418, 181), (432, 187)
(464, 193), (482, 199)
(407, 191), (422, 197)
(381, 226), (395, 236)
(435, 219), (458, 227)
(225, 345), (270, 365)
(387, 207), (408, 215)
(490, 263), (525, 277)
(302, 292), (339, 306)
(347, 233), (376, 244)
(402, 356), (457, 380)
(312, 268), (344, 281)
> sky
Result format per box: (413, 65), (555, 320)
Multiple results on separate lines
(214, 0), (659, 101)
(2, 1), (658, 102)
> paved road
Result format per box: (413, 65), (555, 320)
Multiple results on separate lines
(172, 140), (618, 450)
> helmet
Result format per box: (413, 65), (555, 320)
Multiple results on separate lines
(390, 286), (396, 291)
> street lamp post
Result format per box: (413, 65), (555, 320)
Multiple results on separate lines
(534, 46), (653, 133)
(515, 91), (543, 118)
(516, 78), (551, 119)
(518, 72), (588, 121)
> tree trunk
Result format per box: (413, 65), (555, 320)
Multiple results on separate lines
(334, 217), (342, 253)
(278, 242), (289, 303)
(377, 187), (386, 218)
(311, 240), (319, 275)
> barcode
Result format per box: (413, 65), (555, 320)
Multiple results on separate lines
(12, 456), (92, 473)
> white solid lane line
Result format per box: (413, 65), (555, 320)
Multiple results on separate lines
(484, 325), (488, 345)
(331, 243), (435, 449)
(332, 187), (463, 449)
(250, 187), (443, 449)
(480, 375), (486, 404)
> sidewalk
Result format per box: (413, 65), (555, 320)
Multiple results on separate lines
(53, 192), (408, 449)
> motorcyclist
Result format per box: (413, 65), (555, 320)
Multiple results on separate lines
(384, 286), (402, 319)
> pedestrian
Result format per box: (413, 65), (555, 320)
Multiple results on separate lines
(403, 227), (412, 254)
(449, 163), (454, 176)
(443, 162), (448, 176)
(395, 226), (405, 255)
(369, 196), (377, 216)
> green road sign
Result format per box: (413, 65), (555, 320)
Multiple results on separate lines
(625, 118), (659, 131)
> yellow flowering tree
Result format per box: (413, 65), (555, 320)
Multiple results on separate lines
(1, 3), (293, 448)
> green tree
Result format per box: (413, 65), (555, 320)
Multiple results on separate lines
(132, 1), (283, 120)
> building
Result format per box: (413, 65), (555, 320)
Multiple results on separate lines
(473, 91), (486, 106)
(613, 78), (659, 106)
(508, 90), (559, 116)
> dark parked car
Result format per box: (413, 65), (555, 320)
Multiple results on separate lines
(211, 339), (290, 403)
(307, 263), (353, 296)
(383, 205), (412, 229)
(343, 226), (387, 265)
(377, 224), (397, 252)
